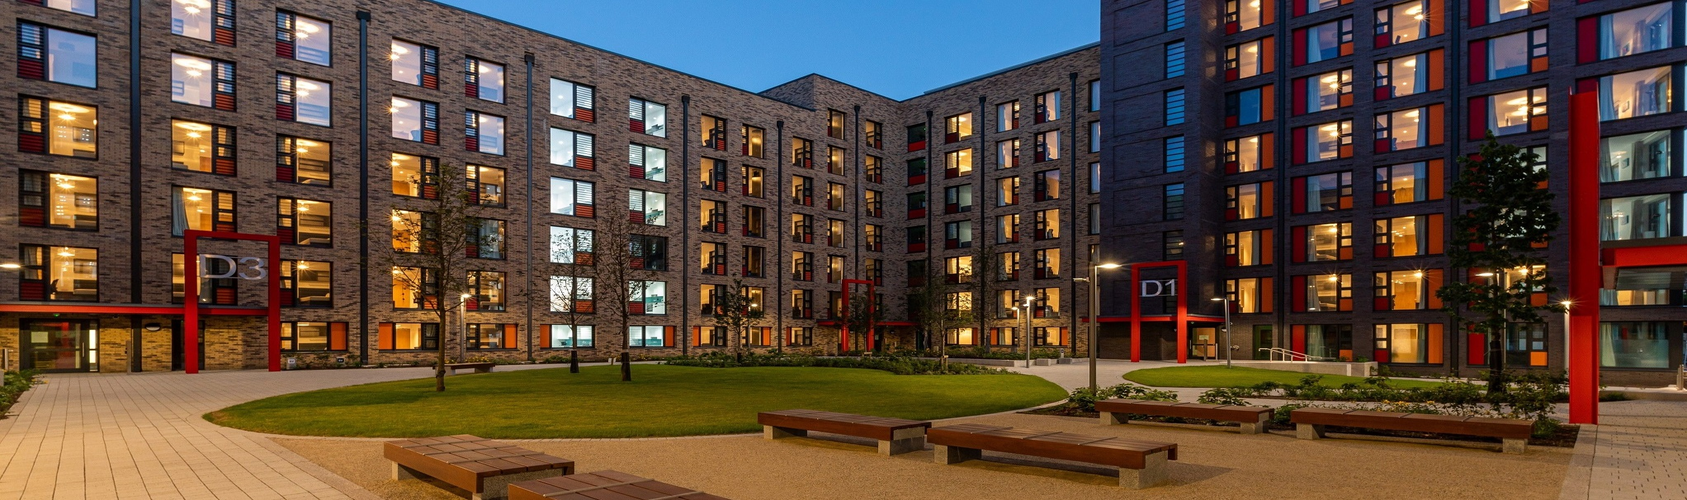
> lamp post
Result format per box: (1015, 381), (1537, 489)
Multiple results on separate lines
(459, 293), (472, 361)
(1210, 296), (1233, 368)
(1559, 300), (1572, 375)
(1077, 263), (1124, 391)
(1023, 295), (1035, 368)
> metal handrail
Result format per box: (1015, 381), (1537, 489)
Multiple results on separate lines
(1256, 347), (1332, 362)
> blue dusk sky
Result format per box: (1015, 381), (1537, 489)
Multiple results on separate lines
(434, 0), (1101, 100)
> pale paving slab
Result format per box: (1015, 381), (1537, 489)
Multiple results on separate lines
(0, 363), (560, 500)
(1561, 399), (1687, 500)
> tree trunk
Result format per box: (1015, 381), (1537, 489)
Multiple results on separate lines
(619, 351), (631, 381)
(569, 349), (579, 373)
(436, 341), (446, 392)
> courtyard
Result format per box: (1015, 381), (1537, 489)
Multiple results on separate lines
(2, 361), (1681, 499)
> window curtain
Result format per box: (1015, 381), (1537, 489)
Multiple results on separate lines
(171, 187), (188, 236)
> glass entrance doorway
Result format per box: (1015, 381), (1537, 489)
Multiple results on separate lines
(21, 319), (98, 372)
(1253, 325), (1275, 360)
(170, 320), (206, 371)
(1190, 327), (1218, 360)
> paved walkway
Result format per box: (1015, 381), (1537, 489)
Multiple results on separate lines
(0, 364), (561, 500)
(1, 360), (1683, 499)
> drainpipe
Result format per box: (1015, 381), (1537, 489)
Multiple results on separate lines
(357, 11), (372, 365)
(128, 0), (144, 371)
(1067, 72), (1080, 352)
(680, 95), (691, 355)
(524, 52), (535, 360)
(775, 120), (786, 351)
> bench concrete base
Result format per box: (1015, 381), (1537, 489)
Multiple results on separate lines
(1119, 450), (1171, 489)
(1502, 438), (1527, 454)
(393, 462), (563, 500)
(878, 427), (928, 456)
(1103, 410), (1270, 435)
(445, 364), (495, 375)
(932, 444), (982, 465)
(1297, 423), (1326, 439)
(765, 424), (926, 456)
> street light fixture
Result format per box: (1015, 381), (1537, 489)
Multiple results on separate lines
(0, 263), (19, 270)
(1559, 300), (1573, 372)
(1082, 263), (1124, 391)
(459, 293), (473, 361)
(1210, 296), (1233, 368)
(1023, 295), (1036, 369)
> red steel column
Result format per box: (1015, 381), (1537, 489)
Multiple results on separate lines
(184, 235), (200, 374)
(1567, 91), (1600, 424)
(1129, 265), (1141, 362)
(267, 238), (282, 372)
(1175, 262), (1188, 364)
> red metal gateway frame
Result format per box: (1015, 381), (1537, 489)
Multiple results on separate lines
(1567, 91), (1599, 424)
(182, 230), (282, 374)
(838, 279), (874, 352)
(1126, 261), (1188, 363)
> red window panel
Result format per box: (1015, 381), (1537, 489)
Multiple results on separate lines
(419, 45), (439, 90)
(18, 98), (48, 154)
(1467, 97), (1487, 140)
(275, 12), (297, 59)
(464, 59), (481, 99)
(211, 0), (236, 46)
(17, 24), (46, 80)
(1576, 17), (1599, 64)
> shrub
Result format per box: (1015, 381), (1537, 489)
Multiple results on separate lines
(1060, 383), (1178, 413)
(1196, 387), (1250, 407)
(1, 370), (41, 418)
(663, 352), (1010, 375)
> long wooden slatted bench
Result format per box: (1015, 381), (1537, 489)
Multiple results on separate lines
(385, 435), (576, 500)
(1290, 408), (1534, 454)
(446, 362), (497, 374)
(1096, 399), (1274, 434)
(759, 409), (931, 456)
(927, 423), (1179, 489)
(509, 470), (729, 500)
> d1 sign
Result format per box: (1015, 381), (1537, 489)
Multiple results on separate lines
(1140, 279), (1177, 297)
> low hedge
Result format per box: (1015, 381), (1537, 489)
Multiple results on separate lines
(664, 352), (1010, 375)
(1, 370), (41, 418)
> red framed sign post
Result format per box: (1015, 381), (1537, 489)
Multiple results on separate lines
(182, 230), (282, 373)
(1126, 261), (1188, 363)
(838, 279), (875, 352)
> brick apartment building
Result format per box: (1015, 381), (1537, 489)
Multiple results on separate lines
(0, 0), (1101, 372)
(1101, 0), (1686, 384)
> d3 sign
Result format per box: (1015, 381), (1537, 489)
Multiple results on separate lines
(199, 255), (268, 280)
(1140, 279), (1177, 297)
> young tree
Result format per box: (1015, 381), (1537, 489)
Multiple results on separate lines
(592, 205), (660, 369)
(711, 278), (767, 357)
(1437, 135), (1564, 393)
(912, 265), (974, 370)
(967, 242), (998, 352)
(385, 165), (493, 392)
(839, 288), (883, 353)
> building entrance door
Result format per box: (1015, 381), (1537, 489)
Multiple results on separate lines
(1252, 325), (1275, 360)
(170, 320), (206, 371)
(1190, 327), (1218, 360)
(21, 319), (97, 372)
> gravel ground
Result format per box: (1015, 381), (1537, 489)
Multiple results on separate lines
(275, 412), (1570, 500)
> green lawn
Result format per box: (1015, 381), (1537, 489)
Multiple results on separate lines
(1122, 366), (1446, 389)
(207, 365), (1065, 438)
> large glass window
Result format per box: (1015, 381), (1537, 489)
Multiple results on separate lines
(550, 128), (595, 168)
(278, 74), (331, 126)
(997, 101), (1020, 132)
(18, 23), (97, 88)
(390, 268), (437, 309)
(1485, 87), (1547, 136)
(1304, 172), (1353, 212)
(171, 187), (234, 236)
(1228, 38), (1269, 80)
(1487, 29), (1546, 81)
(1303, 274), (1352, 312)
(386, 323), (439, 350)
(1165, 89), (1186, 125)
(19, 245), (97, 301)
(1602, 266), (1687, 306)
(627, 326), (669, 348)
(391, 97), (437, 143)
(17, 170), (96, 230)
(466, 271), (505, 311)
(1600, 194), (1671, 240)
(1374, 324), (1440, 364)
(1375, 214), (1439, 257)
(1305, 69), (1352, 113)
(549, 276), (595, 313)
(276, 12), (331, 66)
(549, 226), (595, 264)
(1596, 3), (1673, 61)
(466, 58), (504, 103)
(1601, 130), (1672, 182)
(171, 120), (235, 175)
(42, 0), (96, 16)
(1306, 222), (1352, 261)
(550, 78), (596, 121)
(1374, 270), (1438, 310)
(1303, 120), (1352, 162)
(277, 198), (332, 247)
(629, 189), (667, 226)
(278, 136), (330, 185)
(630, 281), (667, 315)
(1376, 1), (1428, 46)
(468, 165), (505, 206)
(548, 325), (594, 348)
(1224, 134), (1269, 173)
(1227, 86), (1270, 125)
(390, 40), (437, 88)
(1599, 322), (1673, 368)
(1376, 106), (1433, 151)
(1488, 0), (1533, 23)
(391, 153), (437, 198)
(281, 260), (331, 308)
(19, 97), (97, 158)
(1226, 0), (1267, 32)
(468, 111), (505, 155)
(173, 53), (234, 109)
(1596, 67), (1673, 121)
(1035, 90), (1061, 123)
(1304, 19), (1353, 64)
(470, 219), (505, 259)
(1377, 52), (1432, 98)
(1375, 161), (1441, 205)
(629, 98), (667, 137)
(281, 323), (340, 351)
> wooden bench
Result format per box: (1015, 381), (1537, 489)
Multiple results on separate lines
(927, 423), (1178, 489)
(758, 409), (931, 456)
(509, 470), (728, 500)
(446, 362), (497, 374)
(1096, 399), (1274, 435)
(385, 435), (575, 500)
(1290, 408), (1534, 454)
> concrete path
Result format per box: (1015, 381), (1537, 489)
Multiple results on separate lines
(1559, 400), (1687, 500)
(0, 363), (562, 500)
